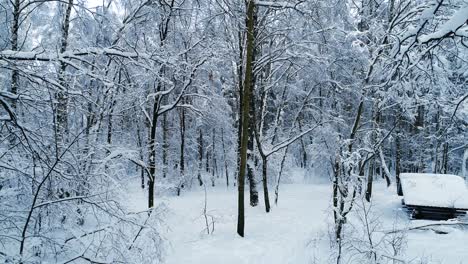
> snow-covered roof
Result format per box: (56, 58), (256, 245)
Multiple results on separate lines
(401, 173), (468, 209)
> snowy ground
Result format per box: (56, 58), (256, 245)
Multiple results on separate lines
(124, 173), (468, 264)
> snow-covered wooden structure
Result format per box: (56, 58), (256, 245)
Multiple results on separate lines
(400, 173), (468, 220)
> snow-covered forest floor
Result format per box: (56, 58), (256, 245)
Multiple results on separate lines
(124, 170), (468, 264)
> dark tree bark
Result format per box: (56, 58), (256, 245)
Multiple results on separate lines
(162, 112), (168, 178)
(235, 31), (245, 188)
(253, 130), (270, 213)
(148, 0), (176, 208)
(148, 97), (160, 208)
(246, 4), (259, 207)
(206, 148), (210, 173)
(395, 117), (403, 196)
(442, 142), (449, 174)
(237, 0), (255, 237)
(178, 103), (186, 195)
(198, 128), (204, 186)
(136, 119), (145, 189)
(212, 128), (218, 182)
(221, 128), (229, 187)
(301, 138), (307, 168)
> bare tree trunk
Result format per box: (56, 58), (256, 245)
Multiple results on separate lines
(107, 102), (115, 146)
(162, 112), (168, 178)
(301, 138), (307, 168)
(247, 101), (259, 206)
(274, 147), (288, 205)
(107, 72), (120, 147)
(221, 128), (229, 187)
(395, 119), (403, 196)
(261, 156), (270, 212)
(198, 128), (204, 186)
(10, 0), (21, 106)
(237, 0), (255, 237)
(365, 160), (374, 202)
(206, 148), (210, 173)
(55, 0), (74, 155)
(178, 104), (186, 195)
(251, 108), (270, 212)
(365, 102), (378, 202)
(246, 5), (259, 207)
(442, 142), (449, 174)
(148, 99), (159, 208)
(136, 118), (145, 189)
(147, 0), (175, 208)
(212, 128), (218, 180)
(235, 31), (245, 188)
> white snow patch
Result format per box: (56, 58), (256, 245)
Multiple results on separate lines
(121, 173), (468, 263)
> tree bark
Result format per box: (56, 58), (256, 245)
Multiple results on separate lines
(10, 0), (20, 110)
(198, 128), (204, 186)
(221, 128), (229, 187)
(261, 156), (270, 212)
(237, 0), (255, 237)
(148, 98), (159, 208)
(247, 99), (259, 206)
(235, 31), (245, 188)
(162, 112), (168, 178)
(55, 0), (74, 155)
(212, 128), (218, 183)
(178, 103), (186, 195)
(395, 122), (403, 196)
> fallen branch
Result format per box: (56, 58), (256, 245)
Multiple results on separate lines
(385, 222), (468, 234)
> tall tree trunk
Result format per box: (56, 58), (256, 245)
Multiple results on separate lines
(332, 156), (341, 240)
(147, 0), (175, 209)
(55, 0), (74, 155)
(301, 138), (307, 168)
(148, 98), (160, 208)
(221, 128), (229, 187)
(206, 148), (210, 172)
(365, 102), (378, 202)
(211, 129), (216, 187)
(10, 0), (20, 110)
(261, 156), (270, 212)
(212, 128), (218, 181)
(442, 142), (449, 174)
(247, 99), (259, 206)
(136, 118), (145, 189)
(365, 160), (374, 202)
(395, 119), (403, 196)
(162, 112), (168, 178)
(107, 72), (120, 147)
(246, 4), (259, 207)
(237, 0), (255, 237)
(178, 105), (186, 195)
(198, 128), (204, 186)
(235, 31), (245, 188)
